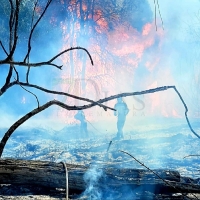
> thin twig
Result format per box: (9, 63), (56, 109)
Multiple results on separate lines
(26, 0), (39, 83)
(48, 47), (94, 66)
(13, 66), (19, 81)
(0, 41), (8, 56)
(156, 0), (164, 30)
(183, 155), (200, 159)
(61, 162), (68, 200)
(31, 0), (39, 31)
(120, 150), (198, 200)
(17, 81), (113, 111)
(153, 0), (157, 31)
(8, 0), (14, 51)
(13, 77), (40, 108)
(7, 0), (20, 60)
(0, 47), (94, 68)
(26, 65), (30, 83)
(24, 0), (52, 62)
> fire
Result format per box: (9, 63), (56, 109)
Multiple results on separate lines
(51, 0), (181, 123)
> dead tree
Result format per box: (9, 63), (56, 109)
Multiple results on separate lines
(0, 0), (115, 157)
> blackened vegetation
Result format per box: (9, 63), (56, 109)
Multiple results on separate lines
(0, 159), (199, 199)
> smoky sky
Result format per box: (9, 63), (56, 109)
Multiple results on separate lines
(0, 0), (200, 128)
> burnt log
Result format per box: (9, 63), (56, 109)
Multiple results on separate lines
(0, 158), (199, 195)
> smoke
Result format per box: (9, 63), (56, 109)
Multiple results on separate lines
(83, 166), (103, 200)
(146, 0), (200, 117)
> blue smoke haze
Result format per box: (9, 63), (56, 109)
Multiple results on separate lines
(1, 1), (200, 198)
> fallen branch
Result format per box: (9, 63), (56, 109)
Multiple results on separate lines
(120, 150), (199, 200)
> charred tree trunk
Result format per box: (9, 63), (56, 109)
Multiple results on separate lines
(0, 158), (200, 195)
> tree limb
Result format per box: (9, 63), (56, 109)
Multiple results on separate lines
(8, 0), (14, 51)
(17, 81), (113, 111)
(1, 83), (199, 139)
(120, 150), (198, 200)
(183, 155), (200, 159)
(0, 47), (94, 68)
(94, 85), (200, 139)
(26, 0), (39, 83)
(7, 0), (20, 61)
(0, 99), (109, 157)
(0, 41), (8, 56)
(24, 0), (52, 62)
(13, 66), (19, 81)
(14, 78), (40, 108)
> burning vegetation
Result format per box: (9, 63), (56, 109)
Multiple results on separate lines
(0, 0), (200, 199)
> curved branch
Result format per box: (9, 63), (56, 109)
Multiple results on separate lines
(0, 85), (199, 157)
(0, 99), (101, 157)
(0, 41), (8, 56)
(0, 81), (17, 96)
(7, 0), (20, 60)
(24, 0), (52, 62)
(120, 150), (198, 200)
(13, 66), (19, 81)
(48, 47), (94, 65)
(1, 83), (199, 139)
(1, 80), (113, 111)
(94, 85), (200, 139)
(17, 82), (112, 111)
(0, 47), (94, 68)
(14, 78), (39, 108)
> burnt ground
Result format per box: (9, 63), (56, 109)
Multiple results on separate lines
(0, 119), (200, 199)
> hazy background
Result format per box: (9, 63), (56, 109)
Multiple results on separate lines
(0, 0), (200, 133)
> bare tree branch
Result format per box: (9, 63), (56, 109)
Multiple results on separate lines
(0, 99), (108, 157)
(8, 0), (14, 51)
(0, 41), (8, 56)
(1, 81), (199, 139)
(24, 0), (52, 62)
(0, 81), (17, 95)
(0, 47), (94, 68)
(3, 0), (16, 87)
(17, 81), (113, 111)
(7, 0), (20, 60)
(13, 66), (19, 81)
(183, 155), (200, 159)
(26, 0), (39, 83)
(26, 65), (30, 83)
(3, 64), (14, 91)
(120, 150), (198, 200)
(95, 85), (200, 139)
(153, 0), (157, 31)
(156, 0), (164, 30)
(14, 78), (40, 108)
